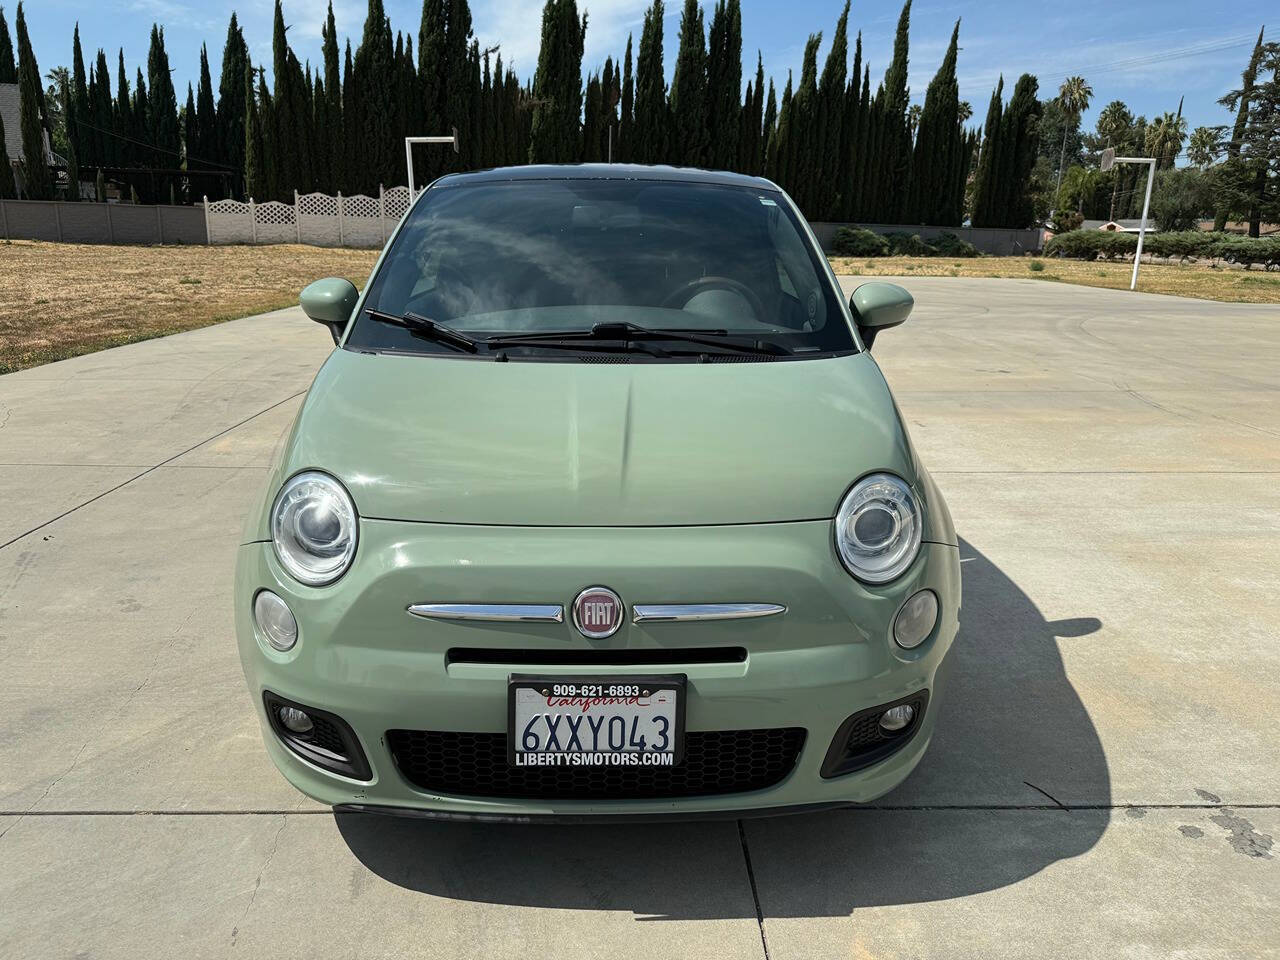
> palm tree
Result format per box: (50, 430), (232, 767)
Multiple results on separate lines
(1094, 99), (1132, 220)
(1053, 75), (1093, 213)
(1187, 126), (1219, 169)
(1146, 110), (1187, 170)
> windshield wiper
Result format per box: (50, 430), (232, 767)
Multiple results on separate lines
(364, 309), (479, 354)
(486, 321), (787, 356)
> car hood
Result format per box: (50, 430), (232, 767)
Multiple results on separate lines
(277, 348), (916, 527)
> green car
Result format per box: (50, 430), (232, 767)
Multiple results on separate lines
(235, 165), (960, 821)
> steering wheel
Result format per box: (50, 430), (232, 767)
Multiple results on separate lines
(660, 275), (767, 324)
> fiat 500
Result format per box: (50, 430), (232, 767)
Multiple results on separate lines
(235, 164), (960, 820)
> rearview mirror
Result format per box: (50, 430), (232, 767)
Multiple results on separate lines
(849, 282), (913, 350)
(300, 277), (360, 344)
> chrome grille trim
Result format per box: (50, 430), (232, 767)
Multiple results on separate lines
(407, 603), (564, 623)
(631, 603), (787, 623)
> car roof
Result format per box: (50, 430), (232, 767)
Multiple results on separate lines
(432, 163), (780, 191)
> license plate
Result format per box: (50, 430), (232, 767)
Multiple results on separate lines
(507, 674), (686, 767)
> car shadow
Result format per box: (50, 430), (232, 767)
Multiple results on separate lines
(334, 538), (1109, 918)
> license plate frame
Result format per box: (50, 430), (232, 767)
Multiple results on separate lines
(506, 674), (687, 766)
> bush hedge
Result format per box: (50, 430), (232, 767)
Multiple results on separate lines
(1044, 229), (1280, 269)
(830, 226), (978, 258)
(831, 227), (890, 257)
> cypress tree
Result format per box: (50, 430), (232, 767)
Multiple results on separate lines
(836, 31), (862, 219)
(878, 0), (912, 222)
(783, 36), (820, 212)
(193, 45), (217, 188)
(70, 25), (89, 170)
(582, 70), (601, 161)
(1214, 26), (1265, 231)
(244, 60), (263, 199)
(816, 2), (849, 219)
(270, 1), (295, 195)
(0, 107), (14, 197)
(767, 71), (791, 185)
(341, 40), (357, 192)
(322, 3), (343, 191)
(970, 76), (1002, 226)
(114, 51), (130, 169)
(353, 0), (398, 190)
(14, 2), (52, 199)
(851, 66), (870, 217)
(528, 0), (586, 164)
(132, 66), (152, 198)
(619, 34), (634, 162)
(312, 71), (329, 192)
(706, 0), (741, 170)
(417, 0), (446, 181)
(182, 82), (195, 198)
(907, 19), (961, 224)
(215, 14), (249, 198)
(761, 77), (777, 176)
(147, 25), (181, 187)
(634, 0), (667, 163)
(444, 0), (475, 170)
(668, 0), (709, 167)
(736, 53), (763, 174)
(997, 73), (1041, 227)
(0, 6), (14, 82)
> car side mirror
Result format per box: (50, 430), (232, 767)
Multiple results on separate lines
(849, 281), (913, 350)
(299, 277), (360, 344)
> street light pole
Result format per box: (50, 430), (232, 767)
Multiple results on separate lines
(1100, 148), (1156, 291)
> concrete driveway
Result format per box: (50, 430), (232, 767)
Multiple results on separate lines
(1, 277), (1276, 958)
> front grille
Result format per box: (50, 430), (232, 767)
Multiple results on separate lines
(386, 728), (806, 799)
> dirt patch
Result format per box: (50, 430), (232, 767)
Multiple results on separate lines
(0, 241), (379, 374)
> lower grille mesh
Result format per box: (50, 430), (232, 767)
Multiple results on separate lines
(386, 728), (806, 799)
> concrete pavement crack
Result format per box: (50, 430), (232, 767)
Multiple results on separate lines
(737, 819), (771, 960)
(0, 391), (305, 552)
(231, 814), (288, 947)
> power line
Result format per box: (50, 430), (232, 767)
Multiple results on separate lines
(71, 117), (232, 171)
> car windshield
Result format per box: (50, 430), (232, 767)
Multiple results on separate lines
(347, 176), (856, 360)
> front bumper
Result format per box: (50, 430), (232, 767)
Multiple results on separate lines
(235, 518), (960, 817)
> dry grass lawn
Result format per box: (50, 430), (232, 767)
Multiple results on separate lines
(0, 241), (379, 374)
(2, 241), (1278, 374)
(829, 254), (1280, 303)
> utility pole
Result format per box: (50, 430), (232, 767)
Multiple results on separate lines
(1101, 148), (1156, 291)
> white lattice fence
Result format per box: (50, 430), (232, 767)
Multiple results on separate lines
(205, 198), (254, 244)
(205, 185), (420, 247)
(296, 191), (340, 246)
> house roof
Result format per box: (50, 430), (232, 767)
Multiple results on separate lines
(0, 82), (52, 164)
(1081, 218), (1154, 232)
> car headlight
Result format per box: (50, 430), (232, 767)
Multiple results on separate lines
(271, 471), (358, 585)
(834, 473), (922, 583)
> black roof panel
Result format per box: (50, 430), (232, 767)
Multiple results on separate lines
(432, 163), (780, 191)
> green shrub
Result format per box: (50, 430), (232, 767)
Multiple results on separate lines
(1028, 260), (1045, 272)
(883, 232), (937, 256)
(1044, 230), (1103, 259)
(933, 231), (979, 258)
(831, 227), (890, 257)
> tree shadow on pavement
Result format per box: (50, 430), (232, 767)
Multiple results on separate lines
(335, 538), (1110, 918)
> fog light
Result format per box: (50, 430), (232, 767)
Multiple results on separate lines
(893, 589), (938, 649)
(278, 706), (313, 734)
(879, 704), (915, 732)
(254, 590), (298, 651)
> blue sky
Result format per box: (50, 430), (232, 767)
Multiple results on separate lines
(15, 0), (1273, 140)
